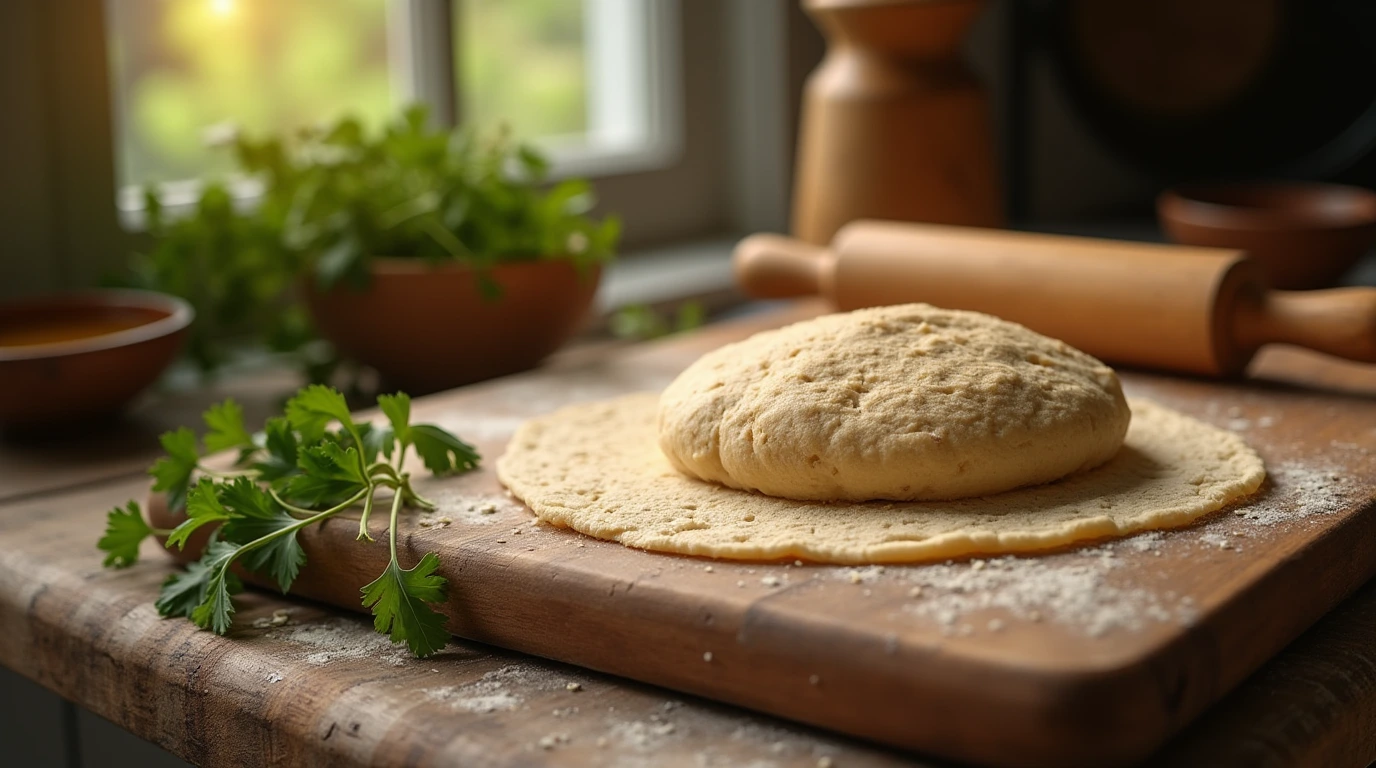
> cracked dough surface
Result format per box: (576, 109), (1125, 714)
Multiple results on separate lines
(496, 394), (1265, 564)
(657, 304), (1131, 502)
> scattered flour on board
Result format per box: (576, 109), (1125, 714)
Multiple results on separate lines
(606, 718), (681, 750)
(841, 565), (886, 585)
(423, 664), (576, 715)
(1117, 531), (1164, 553)
(1233, 460), (1354, 525)
(834, 533), (1187, 637)
(270, 618), (412, 667)
(832, 457), (1360, 638)
(896, 550), (1195, 637)
(598, 703), (843, 768)
(251, 608), (293, 629)
(425, 492), (525, 524)
(729, 721), (824, 755)
(425, 684), (522, 714)
(1330, 439), (1370, 455)
(1197, 532), (1238, 552)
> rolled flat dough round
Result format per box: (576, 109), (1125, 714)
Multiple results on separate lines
(657, 304), (1131, 502)
(496, 394), (1265, 564)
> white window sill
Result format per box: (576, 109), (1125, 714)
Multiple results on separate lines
(595, 236), (739, 313)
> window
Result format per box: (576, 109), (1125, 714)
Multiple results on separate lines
(106, 0), (394, 190)
(457, 0), (678, 176)
(458, 0), (589, 140)
(2, 0), (793, 298)
(105, 0), (677, 206)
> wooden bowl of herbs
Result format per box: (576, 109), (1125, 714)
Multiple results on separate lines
(127, 106), (620, 392)
(0, 289), (192, 429)
(304, 258), (602, 394)
(264, 107), (619, 394)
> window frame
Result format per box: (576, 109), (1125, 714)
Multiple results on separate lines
(111, 0), (686, 219)
(1, 0), (800, 299)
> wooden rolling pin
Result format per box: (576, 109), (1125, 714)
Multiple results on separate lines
(735, 220), (1376, 376)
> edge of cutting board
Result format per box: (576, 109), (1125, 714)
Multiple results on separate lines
(147, 307), (1376, 767)
(258, 487), (1376, 768)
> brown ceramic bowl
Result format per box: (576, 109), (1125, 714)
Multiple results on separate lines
(1158, 181), (1376, 290)
(304, 258), (601, 394)
(0, 289), (192, 429)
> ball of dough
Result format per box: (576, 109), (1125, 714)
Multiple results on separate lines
(657, 304), (1131, 502)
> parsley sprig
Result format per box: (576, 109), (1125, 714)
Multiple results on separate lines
(97, 385), (478, 657)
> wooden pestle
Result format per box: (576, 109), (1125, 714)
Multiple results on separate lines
(735, 220), (1376, 376)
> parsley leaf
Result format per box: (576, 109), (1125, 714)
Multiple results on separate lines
(169, 475), (292, 553)
(155, 560), (212, 619)
(193, 578), (237, 634)
(192, 574), (242, 633)
(218, 480), (306, 592)
(411, 424), (480, 475)
(360, 552), (449, 657)
(251, 416), (299, 482)
(166, 479), (233, 550)
(282, 443), (368, 506)
(156, 539), (241, 623)
(218, 475), (280, 518)
(189, 540), (244, 634)
(97, 501), (153, 568)
(356, 422), (395, 464)
(378, 392), (412, 447)
(149, 427), (199, 511)
(226, 516), (306, 594)
(286, 384), (357, 444)
(101, 383), (482, 658)
(202, 399), (254, 453)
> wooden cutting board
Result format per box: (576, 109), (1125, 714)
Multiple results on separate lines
(172, 301), (1376, 768)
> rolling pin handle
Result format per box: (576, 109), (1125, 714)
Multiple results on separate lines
(734, 234), (834, 299)
(1235, 287), (1376, 364)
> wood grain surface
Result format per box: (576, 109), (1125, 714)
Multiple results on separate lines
(0, 479), (914, 768)
(5, 475), (1376, 767)
(3, 300), (1374, 768)
(0, 365), (301, 504)
(142, 302), (1376, 767)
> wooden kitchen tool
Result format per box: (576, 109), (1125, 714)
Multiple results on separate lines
(792, 0), (1002, 244)
(736, 220), (1376, 375)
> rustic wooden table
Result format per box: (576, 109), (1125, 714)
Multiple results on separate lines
(1, 300), (1373, 768)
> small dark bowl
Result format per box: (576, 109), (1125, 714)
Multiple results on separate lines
(0, 290), (193, 429)
(1158, 181), (1376, 290)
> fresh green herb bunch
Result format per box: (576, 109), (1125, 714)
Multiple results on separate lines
(129, 183), (313, 372)
(97, 385), (479, 657)
(127, 104), (621, 372)
(242, 104), (621, 291)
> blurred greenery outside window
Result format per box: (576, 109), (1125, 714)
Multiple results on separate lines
(106, 0), (673, 210)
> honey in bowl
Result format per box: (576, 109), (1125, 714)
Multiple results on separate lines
(0, 309), (156, 348)
(0, 290), (192, 429)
